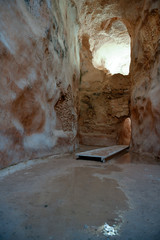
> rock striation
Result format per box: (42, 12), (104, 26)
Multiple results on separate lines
(77, 0), (160, 158)
(77, 0), (132, 146)
(130, 3), (160, 157)
(0, 0), (80, 168)
(0, 0), (160, 168)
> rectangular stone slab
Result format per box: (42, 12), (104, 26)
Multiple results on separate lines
(76, 145), (129, 162)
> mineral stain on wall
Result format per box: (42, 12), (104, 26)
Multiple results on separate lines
(0, 0), (160, 168)
(12, 88), (45, 135)
(0, 0), (80, 168)
(77, 0), (160, 158)
(131, 6), (160, 157)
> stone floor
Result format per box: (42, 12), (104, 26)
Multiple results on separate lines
(0, 146), (160, 240)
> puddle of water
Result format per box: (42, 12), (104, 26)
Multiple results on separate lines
(116, 152), (160, 165)
(0, 167), (129, 240)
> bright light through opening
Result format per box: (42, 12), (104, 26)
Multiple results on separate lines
(92, 21), (131, 75)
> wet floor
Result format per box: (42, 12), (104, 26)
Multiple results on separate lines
(0, 147), (160, 240)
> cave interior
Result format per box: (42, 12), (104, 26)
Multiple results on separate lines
(0, 0), (160, 240)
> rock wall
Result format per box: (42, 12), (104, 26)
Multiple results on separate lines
(78, 0), (160, 158)
(77, 1), (132, 146)
(0, 0), (159, 168)
(0, 0), (80, 168)
(79, 36), (131, 146)
(130, 1), (160, 157)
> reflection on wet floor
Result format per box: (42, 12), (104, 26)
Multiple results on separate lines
(0, 148), (160, 240)
(116, 152), (160, 165)
(0, 166), (128, 240)
(77, 145), (160, 165)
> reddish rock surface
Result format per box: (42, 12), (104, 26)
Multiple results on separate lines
(118, 118), (131, 145)
(0, 0), (160, 168)
(77, 0), (160, 158)
(130, 4), (160, 157)
(0, 0), (80, 168)
(77, 0), (131, 146)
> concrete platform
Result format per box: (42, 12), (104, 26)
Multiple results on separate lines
(76, 145), (129, 162)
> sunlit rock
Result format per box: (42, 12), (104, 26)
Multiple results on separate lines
(92, 20), (131, 75)
(0, 0), (160, 168)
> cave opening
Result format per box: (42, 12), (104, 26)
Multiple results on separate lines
(119, 117), (131, 145)
(79, 19), (132, 147)
(0, 1), (160, 239)
(91, 20), (131, 76)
